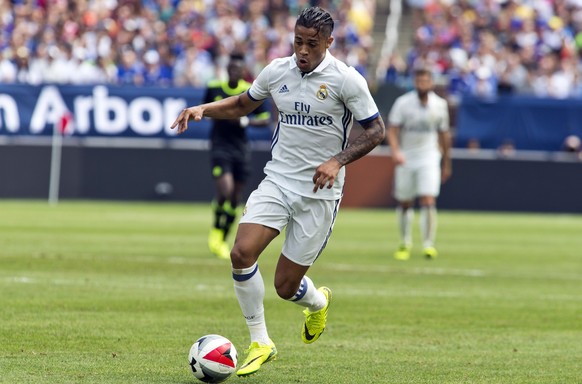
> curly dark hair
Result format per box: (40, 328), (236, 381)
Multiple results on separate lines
(296, 7), (334, 38)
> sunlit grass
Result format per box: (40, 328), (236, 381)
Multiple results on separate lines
(1, 201), (581, 383)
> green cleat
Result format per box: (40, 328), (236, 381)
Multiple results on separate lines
(208, 228), (229, 260)
(424, 247), (438, 260)
(236, 340), (277, 377)
(208, 228), (223, 251)
(214, 241), (230, 260)
(393, 245), (411, 261)
(302, 287), (332, 344)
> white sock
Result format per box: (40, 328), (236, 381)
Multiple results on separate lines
(396, 206), (414, 247)
(420, 205), (437, 248)
(232, 263), (270, 345)
(288, 276), (326, 313)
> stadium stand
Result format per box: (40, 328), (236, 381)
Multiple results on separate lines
(0, 0), (377, 86)
(371, 0), (582, 152)
(375, 0), (582, 100)
(2, 0), (582, 153)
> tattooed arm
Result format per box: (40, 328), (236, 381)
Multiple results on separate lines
(312, 115), (386, 193)
(333, 116), (386, 166)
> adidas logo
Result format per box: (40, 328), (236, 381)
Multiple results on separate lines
(278, 84), (289, 93)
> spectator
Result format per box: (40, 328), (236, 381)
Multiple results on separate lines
(116, 48), (145, 85)
(381, 0), (582, 100)
(0, 49), (17, 83)
(563, 135), (581, 153)
(0, 0), (376, 87)
(15, 46), (43, 85)
(466, 66), (497, 99)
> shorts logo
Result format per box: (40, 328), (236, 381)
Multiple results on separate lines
(242, 205), (248, 216)
(316, 84), (328, 100)
(278, 84), (289, 93)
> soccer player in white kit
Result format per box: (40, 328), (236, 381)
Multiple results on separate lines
(386, 68), (452, 261)
(171, 6), (385, 377)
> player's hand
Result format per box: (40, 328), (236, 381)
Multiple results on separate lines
(392, 151), (406, 165)
(312, 157), (342, 193)
(170, 106), (204, 134)
(441, 163), (452, 183)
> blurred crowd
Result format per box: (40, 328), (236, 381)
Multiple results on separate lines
(0, 0), (376, 87)
(382, 0), (582, 100)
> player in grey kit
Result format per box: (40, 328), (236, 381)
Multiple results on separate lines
(171, 6), (385, 377)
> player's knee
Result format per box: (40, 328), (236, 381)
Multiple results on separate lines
(400, 201), (413, 209)
(229, 245), (252, 269)
(419, 196), (435, 206)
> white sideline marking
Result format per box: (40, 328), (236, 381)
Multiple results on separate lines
(326, 263), (582, 282)
(10, 277), (34, 283)
(1, 276), (229, 293)
(336, 287), (582, 301)
(2, 276), (582, 301)
(327, 263), (486, 277)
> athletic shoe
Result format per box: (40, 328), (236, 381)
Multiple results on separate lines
(424, 247), (438, 259)
(301, 287), (332, 344)
(393, 245), (411, 261)
(208, 228), (229, 259)
(208, 228), (223, 252)
(236, 340), (277, 377)
(215, 241), (230, 260)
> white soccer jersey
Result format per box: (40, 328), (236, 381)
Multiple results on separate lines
(388, 90), (449, 167)
(248, 51), (379, 200)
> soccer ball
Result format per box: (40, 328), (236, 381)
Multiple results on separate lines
(188, 334), (238, 383)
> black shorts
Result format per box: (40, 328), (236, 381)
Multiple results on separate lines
(210, 148), (251, 183)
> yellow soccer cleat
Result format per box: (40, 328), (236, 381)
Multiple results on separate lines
(393, 245), (411, 261)
(424, 246), (438, 260)
(236, 340), (277, 377)
(208, 228), (224, 252)
(302, 287), (332, 344)
(215, 241), (230, 260)
(208, 228), (229, 260)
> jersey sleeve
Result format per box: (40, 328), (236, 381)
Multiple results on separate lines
(388, 97), (404, 126)
(250, 98), (271, 119)
(341, 67), (379, 123)
(248, 63), (272, 101)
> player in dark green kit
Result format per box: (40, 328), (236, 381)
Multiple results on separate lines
(204, 54), (271, 259)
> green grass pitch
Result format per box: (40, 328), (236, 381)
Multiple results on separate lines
(1, 200), (581, 384)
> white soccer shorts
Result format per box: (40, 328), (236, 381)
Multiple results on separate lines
(240, 178), (341, 266)
(393, 163), (441, 201)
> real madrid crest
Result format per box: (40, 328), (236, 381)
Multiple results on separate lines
(316, 84), (328, 100)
